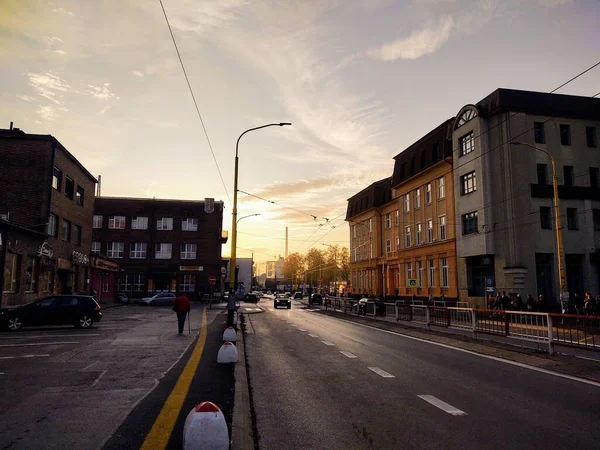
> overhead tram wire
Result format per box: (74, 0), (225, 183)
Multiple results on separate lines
(158, 0), (231, 206)
(238, 189), (325, 221)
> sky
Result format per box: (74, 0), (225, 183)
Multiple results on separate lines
(1, 0), (599, 263)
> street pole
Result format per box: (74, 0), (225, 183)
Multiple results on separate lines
(511, 142), (567, 305)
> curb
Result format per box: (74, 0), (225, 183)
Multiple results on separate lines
(231, 315), (254, 449)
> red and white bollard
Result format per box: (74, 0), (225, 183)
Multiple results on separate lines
(217, 341), (238, 363)
(223, 326), (237, 342)
(183, 401), (229, 450)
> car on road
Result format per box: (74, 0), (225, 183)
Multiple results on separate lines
(244, 293), (260, 303)
(139, 292), (176, 306)
(284, 292), (292, 298)
(293, 292), (303, 300)
(116, 292), (129, 303)
(251, 291), (263, 299)
(273, 293), (291, 309)
(309, 293), (323, 306)
(0, 295), (102, 331)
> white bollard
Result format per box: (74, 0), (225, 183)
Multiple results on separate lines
(223, 326), (237, 342)
(183, 401), (229, 450)
(217, 341), (238, 363)
(233, 312), (238, 326)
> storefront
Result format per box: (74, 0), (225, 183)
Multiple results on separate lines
(90, 255), (119, 304)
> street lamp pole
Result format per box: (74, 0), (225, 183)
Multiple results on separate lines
(230, 123), (291, 295)
(511, 142), (567, 303)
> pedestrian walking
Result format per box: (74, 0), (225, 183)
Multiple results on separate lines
(173, 293), (191, 336)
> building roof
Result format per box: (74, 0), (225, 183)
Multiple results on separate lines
(345, 177), (392, 221)
(476, 88), (600, 121)
(96, 196), (224, 204)
(0, 128), (97, 183)
(390, 118), (454, 188)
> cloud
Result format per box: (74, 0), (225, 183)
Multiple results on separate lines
(52, 7), (74, 17)
(27, 72), (71, 104)
(531, 0), (572, 6)
(368, 16), (455, 61)
(86, 83), (119, 100)
(99, 105), (112, 114)
(17, 95), (36, 102)
(36, 105), (67, 121)
(167, 0), (248, 34)
(132, 70), (144, 77)
(53, 49), (66, 55)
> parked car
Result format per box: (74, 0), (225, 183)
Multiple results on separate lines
(309, 293), (323, 306)
(244, 293), (260, 303)
(116, 292), (129, 303)
(293, 292), (303, 300)
(274, 293), (291, 309)
(251, 291), (263, 299)
(140, 292), (176, 306)
(284, 292), (292, 298)
(0, 295), (102, 331)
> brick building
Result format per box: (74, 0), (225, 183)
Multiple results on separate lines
(92, 197), (226, 299)
(0, 126), (97, 306)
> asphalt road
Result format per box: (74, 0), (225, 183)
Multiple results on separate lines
(245, 299), (600, 450)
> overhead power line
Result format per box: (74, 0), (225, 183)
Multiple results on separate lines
(238, 189), (326, 220)
(158, 0), (231, 206)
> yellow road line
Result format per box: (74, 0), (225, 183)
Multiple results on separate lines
(141, 308), (208, 450)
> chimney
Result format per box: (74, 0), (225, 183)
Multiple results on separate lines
(9, 122), (13, 130)
(97, 175), (102, 197)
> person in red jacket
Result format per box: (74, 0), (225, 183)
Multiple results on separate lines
(173, 294), (191, 335)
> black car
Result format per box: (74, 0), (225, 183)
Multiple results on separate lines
(274, 294), (291, 309)
(0, 295), (102, 331)
(309, 293), (323, 306)
(293, 292), (303, 300)
(244, 293), (260, 303)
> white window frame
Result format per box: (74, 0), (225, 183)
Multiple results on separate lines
(180, 274), (195, 292)
(133, 275), (145, 292)
(107, 242), (124, 259)
(438, 177), (445, 199)
(415, 188), (421, 209)
(131, 216), (148, 230)
(385, 239), (392, 253)
(385, 213), (391, 229)
(130, 242), (147, 259)
(425, 183), (432, 204)
(459, 132), (474, 157)
(426, 219), (433, 243)
(108, 216), (125, 229)
(181, 243), (197, 260)
(155, 243), (172, 259)
(417, 261), (423, 288)
(441, 257), (449, 288)
(182, 218), (198, 231)
(157, 217), (173, 231)
(405, 226), (411, 248)
(439, 215), (447, 241)
(404, 194), (410, 212)
(427, 260), (435, 288)
(406, 262), (413, 285)
(395, 236), (400, 250)
(416, 223), (422, 245)
(47, 213), (58, 236)
(91, 241), (101, 254)
(394, 210), (399, 226)
(93, 215), (103, 229)
(461, 171), (477, 195)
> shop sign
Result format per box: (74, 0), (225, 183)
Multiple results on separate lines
(72, 251), (89, 265)
(91, 256), (119, 271)
(179, 265), (204, 272)
(37, 241), (54, 258)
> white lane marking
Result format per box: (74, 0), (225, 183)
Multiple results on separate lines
(418, 395), (467, 416)
(0, 334), (100, 340)
(92, 369), (107, 387)
(268, 309), (274, 312)
(298, 329), (307, 332)
(368, 367), (395, 378)
(0, 341), (78, 347)
(340, 351), (357, 358)
(0, 354), (50, 360)
(83, 361), (99, 371)
(335, 318), (600, 388)
(0, 372), (4, 375)
(308, 334), (319, 338)
(321, 341), (335, 346)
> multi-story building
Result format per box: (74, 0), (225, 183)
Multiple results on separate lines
(92, 196), (226, 299)
(0, 126), (96, 306)
(451, 89), (600, 306)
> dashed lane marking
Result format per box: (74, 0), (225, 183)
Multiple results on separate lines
(321, 341), (335, 346)
(340, 351), (357, 358)
(298, 329), (307, 332)
(0, 354), (50, 360)
(418, 395), (467, 416)
(0, 334), (100, 340)
(308, 334), (318, 338)
(368, 367), (395, 378)
(0, 341), (78, 347)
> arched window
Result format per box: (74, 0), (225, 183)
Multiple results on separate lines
(456, 109), (477, 128)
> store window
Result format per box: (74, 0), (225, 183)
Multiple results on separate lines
(25, 257), (39, 293)
(3, 252), (21, 293)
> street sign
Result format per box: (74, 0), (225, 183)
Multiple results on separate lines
(209, 275), (217, 285)
(408, 279), (417, 287)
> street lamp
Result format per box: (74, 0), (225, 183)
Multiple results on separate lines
(510, 142), (567, 304)
(237, 213), (261, 226)
(230, 123), (291, 294)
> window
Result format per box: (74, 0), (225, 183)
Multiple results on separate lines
(405, 226), (411, 248)
(587, 126), (597, 148)
(368, 218), (373, 232)
(426, 219), (433, 243)
(462, 211), (478, 235)
(93, 215), (103, 229)
(395, 236), (400, 250)
(563, 166), (574, 187)
(182, 218), (198, 231)
(410, 156), (416, 174)
(534, 122), (545, 144)
(537, 164), (548, 185)
(25, 257), (38, 293)
(440, 258), (449, 288)
(109, 216), (126, 229)
(181, 243), (197, 260)
(420, 150), (427, 169)
(47, 213), (58, 236)
(130, 242), (147, 259)
(399, 163), (406, 179)
(352, 225), (356, 239)
(3, 253), (21, 293)
(416, 223), (422, 245)
(52, 167), (62, 191)
(180, 274), (195, 292)
(406, 262), (413, 285)
(459, 132), (474, 157)
(73, 224), (81, 245)
(437, 177), (445, 199)
(404, 194), (410, 212)
(385, 239), (392, 253)
(61, 219), (71, 241)
(133, 275), (145, 292)
(460, 171), (477, 195)
(425, 183), (432, 204)
(560, 124), (571, 146)
(416, 261), (423, 288)
(157, 217), (173, 230)
(76, 186), (84, 206)
(394, 210), (399, 226)
(65, 177), (74, 199)
(567, 208), (578, 230)
(132, 216), (148, 230)
(427, 260), (435, 288)
(385, 213), (391, 229)
(540, 207), (552, 230)
(155, 243), (172, 259)
(593, 209), (600, 231)
(590, 167), (599, 189)
(92, 242), (101, 254)
(107, 242), (124, 259)
(439, 215), (447, 240)
(415, 189), (421, 209)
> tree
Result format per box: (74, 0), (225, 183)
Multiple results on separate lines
(338, 247), (350, 283)
(303, 248), (327, 289)
(282, 253), (304, 289)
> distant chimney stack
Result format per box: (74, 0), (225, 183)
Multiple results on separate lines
(9, 121), (13, 130)
(97, 175), (102, 197)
